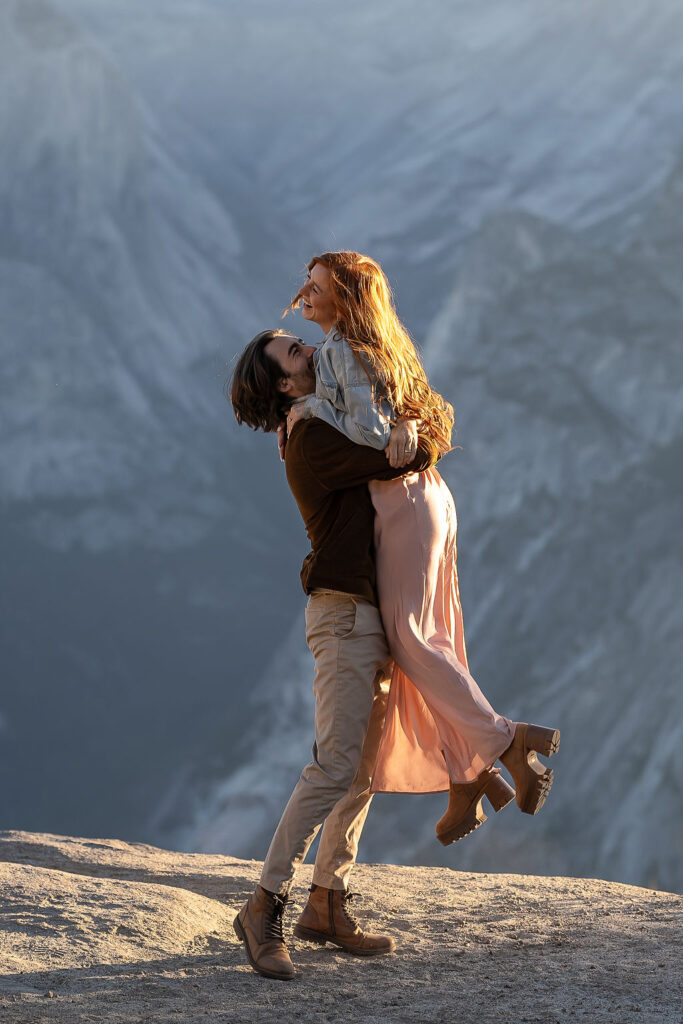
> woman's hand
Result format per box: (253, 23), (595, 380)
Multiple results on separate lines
(278, 404), (308, 460)
(277, 422), (287, 462)
(386, 418), (419, 468)
(286, 402), (306, 435)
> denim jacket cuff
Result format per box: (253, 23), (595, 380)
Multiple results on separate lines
(301, 396), (320, 419)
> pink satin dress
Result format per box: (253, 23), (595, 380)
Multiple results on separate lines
(369, 468), (514, 791)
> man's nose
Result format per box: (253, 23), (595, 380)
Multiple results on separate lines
(303, 345), (316, 358)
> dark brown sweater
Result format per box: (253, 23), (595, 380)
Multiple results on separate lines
(285, 418), (438, 603)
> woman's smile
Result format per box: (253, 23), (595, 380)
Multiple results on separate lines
(299, 262), (337, 332)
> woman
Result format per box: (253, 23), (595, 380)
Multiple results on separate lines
(283, 251), (560, 844)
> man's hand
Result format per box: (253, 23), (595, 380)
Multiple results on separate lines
(386, 418), (419, 468)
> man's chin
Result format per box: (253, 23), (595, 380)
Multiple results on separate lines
(291, 377), (317, 400)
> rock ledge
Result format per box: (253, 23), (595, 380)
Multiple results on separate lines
(0, 831), (680, 1023)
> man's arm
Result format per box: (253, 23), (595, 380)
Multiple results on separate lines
(291, 419), (438, 492)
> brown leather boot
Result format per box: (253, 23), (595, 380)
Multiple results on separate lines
(500, 722), (561, 814)
(293, 885), (395, 956)
(435, 766), (515, 845)
(233, 885), (295, 980)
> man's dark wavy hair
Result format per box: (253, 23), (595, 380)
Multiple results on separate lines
(229, 329), (293, 432)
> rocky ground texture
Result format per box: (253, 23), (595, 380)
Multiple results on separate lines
(0, 831), (681, 1023)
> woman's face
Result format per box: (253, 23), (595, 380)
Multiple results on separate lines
(299, 262), (337, 333)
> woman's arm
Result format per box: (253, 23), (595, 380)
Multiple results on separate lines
(301, 384), (392, 450)
(300, 337), (408, 451)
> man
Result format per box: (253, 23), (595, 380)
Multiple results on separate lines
(229, 329), (434, 980)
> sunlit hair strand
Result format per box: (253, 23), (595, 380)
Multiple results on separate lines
(285, 251), (454, 454)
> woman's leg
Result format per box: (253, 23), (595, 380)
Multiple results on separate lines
(369, 469), (514, 786)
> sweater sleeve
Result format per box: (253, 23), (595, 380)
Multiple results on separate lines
(294, 420), (438, 492)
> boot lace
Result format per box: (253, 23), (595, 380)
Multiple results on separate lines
(265, 893), (288, 942)
(341, 890), (362, 930)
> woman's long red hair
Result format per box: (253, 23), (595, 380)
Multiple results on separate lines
(286, 251), (454, 455)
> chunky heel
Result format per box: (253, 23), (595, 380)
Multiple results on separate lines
(525, 724), (561, 757)
(484, 771), (515, 813)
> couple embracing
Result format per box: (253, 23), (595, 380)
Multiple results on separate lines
(229, 250), (560, 980)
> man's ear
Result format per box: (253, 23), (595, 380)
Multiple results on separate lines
(278, 376), (293, 394)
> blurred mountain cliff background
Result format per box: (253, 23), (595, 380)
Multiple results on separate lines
(1, 0), (682, 892)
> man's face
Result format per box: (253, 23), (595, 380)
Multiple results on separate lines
(266, 334), (317, 399)
(299, 262), (337, 332)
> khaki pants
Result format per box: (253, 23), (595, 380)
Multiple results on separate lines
(259, 591), (391, 895)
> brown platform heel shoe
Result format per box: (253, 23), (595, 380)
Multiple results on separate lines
(500, 723), (561, 815)
(435, 766), (515, 846)
(293, 885), (395, 956)
(233, 885), (295, 980)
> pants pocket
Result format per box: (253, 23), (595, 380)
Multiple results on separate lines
(332, 599), (357, 638)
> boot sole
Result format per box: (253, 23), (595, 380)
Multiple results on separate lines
(506, 725), (560, 815)
(436, 803), (487, 845)
(519, 766), (554, 815)
(293, 924), (395, 956)
(233, 915), (295, 980)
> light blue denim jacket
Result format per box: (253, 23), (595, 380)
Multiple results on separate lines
(301, 327), (395, 449)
